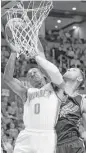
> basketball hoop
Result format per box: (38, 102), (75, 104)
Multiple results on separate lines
(5, 1), (53, 58)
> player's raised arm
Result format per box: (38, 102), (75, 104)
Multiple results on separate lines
(3, 42), (27, 102)
(35, 39), (64, 87)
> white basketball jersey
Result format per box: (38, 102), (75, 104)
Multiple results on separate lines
(23, 84), (59, 130)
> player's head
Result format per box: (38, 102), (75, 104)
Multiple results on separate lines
(27, 68), (46, 88)
(63, 68), (85, 89)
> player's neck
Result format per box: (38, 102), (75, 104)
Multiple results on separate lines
(33, 83), (44, 89)
(64, 81), (79, 97)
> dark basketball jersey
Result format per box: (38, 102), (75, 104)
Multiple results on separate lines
(55, 94), (82, 144)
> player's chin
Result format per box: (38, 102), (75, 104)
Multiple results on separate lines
(35, 81), (43, 88)
(63, 74), (70, 81)
(63, 74), (67, 79)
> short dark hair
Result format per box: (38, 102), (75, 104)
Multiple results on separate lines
(78, 70), (85, 89)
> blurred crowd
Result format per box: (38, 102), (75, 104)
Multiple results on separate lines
(1, 45), (38, 78)
(1, 95), (25, 153)
(45, 29), (86, 75)
(1, 29), (86, 153)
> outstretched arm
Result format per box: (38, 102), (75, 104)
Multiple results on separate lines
(35, 38), (64, 87)
(3, 43), (27, 102)
(80, 96), (86, 141)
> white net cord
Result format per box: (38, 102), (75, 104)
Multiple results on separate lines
(5, 1), (53, 58)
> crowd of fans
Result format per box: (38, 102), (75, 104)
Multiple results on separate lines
(1, 29), (86, 153)
(1, 95), (24, 153)
(45, 29), (86, 75)
(1, 45), (38, 78)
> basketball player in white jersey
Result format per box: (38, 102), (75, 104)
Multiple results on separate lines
(3, 40), (63, 153)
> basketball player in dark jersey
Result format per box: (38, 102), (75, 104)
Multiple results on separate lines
(34, 58), (86, 153)
(33, 43), (86, 153)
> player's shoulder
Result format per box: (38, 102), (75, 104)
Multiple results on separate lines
(27, 87), (39, 93)
(82, 94), (86, 99)
(79, 94), (86, 101)
(42, 83), (53, 90)
(42, 82), (61, 92)
(25, 88), (39, 103)
(82, 94), (86, 104)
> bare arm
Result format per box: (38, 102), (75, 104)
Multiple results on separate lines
(36, 39), (64, 87)
(80, 96), (86, 140)
(3, 43), (27, 102)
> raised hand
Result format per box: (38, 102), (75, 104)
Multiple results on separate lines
(7, 40), (20, 53)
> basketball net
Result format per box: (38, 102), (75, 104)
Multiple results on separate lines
(5, 1), (53, 58)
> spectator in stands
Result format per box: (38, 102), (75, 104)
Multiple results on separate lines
(7, 102), (18, 117)
(17, 107), (23, 122)
(6, 122), (19, 140)
(3, 96), (9, 103)
(1, 101), (7, 116)
(2, 134), (13, 153)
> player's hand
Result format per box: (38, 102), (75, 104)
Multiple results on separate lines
(6, 39), (20, 53)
